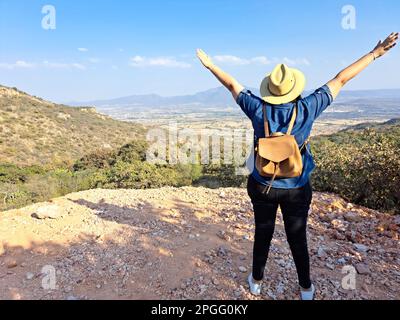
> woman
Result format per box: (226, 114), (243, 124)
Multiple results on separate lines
(197, 32), (398, 300)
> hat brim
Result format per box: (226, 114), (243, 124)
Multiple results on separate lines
(260, 69), (306, 105)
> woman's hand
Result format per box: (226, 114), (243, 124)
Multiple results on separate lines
(195, 48), (243, 100)
(196, 49), (214, 69)
(327, 32), (398, 100)
(372, 32), (399, 59)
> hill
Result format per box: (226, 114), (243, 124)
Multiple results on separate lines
(0, 186), (398, 300)
(0, 85), (145, 166)
(338, 118), (400, 132)
(312, 118), (400, 213)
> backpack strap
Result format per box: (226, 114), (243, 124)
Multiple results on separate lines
(263, 102), (298, 137)
(263, 163), (279, 195)
(263, 104), (270, 137)
(287, 102), (298, 135)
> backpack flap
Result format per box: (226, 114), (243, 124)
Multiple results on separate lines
(258, 135), (296, 163)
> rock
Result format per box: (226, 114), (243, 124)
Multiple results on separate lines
(217, 231), (231, 241)
(321, 213), (335, 223)
(233, 290), (241, 298)
(337, 258), (347, 265)
(5, 258), (18, 268)
(276, 282), (285, 295)
(276, 259), (287, 267)
(66, 295), (78, 300)
(25, 272), (35, 280)
(330, 200), (346, 211)
(238, 266), (247, 273)
(325, 263), (335, 270)
(353, 244), (368, 253)
(64, 286), (72, 293)
(317, 247), (328, 259)
(266, 289), (277, 300)
(212, 277), (219, 286)
(32, 204), (62, 219)
(355, 263), (370, 275)
(331, 219), (346, 232)
(57, 112), (71, 120)
(361, 284), (370, 294)
(219, 191), (226, 198)
(346, 203), (354, 209)
(217, 246), (228, 257)
(344, 212), (362, 223)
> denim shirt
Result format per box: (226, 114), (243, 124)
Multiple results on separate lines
(236, 85), (333, 189)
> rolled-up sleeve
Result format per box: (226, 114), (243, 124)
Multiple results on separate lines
(236, 89), (263, 119)
(303, 85), (333, 120)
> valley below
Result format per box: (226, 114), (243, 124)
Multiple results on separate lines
(84, 88), (400, 136)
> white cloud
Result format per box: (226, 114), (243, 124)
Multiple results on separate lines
(0, 60), (87, 71)
(213, 55), (272, 66)
(43, 61), (87, 70)
(88, 58), (101, 64)
(282, 57), (310, 66)
(212, 55), (310, 67)
(0, 60), (36, 69)
(251, 56), (272, 65)
(299, 58), (311, 66)
(15, 60), (35, 68)
(78, 48), (89, 52)
(129, 56), (191, 68)
(71, 63), (86, 70)
(213, 55), (251, 65)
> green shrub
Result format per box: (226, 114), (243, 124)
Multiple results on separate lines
(2, 122), (399, 214)
(73, 150), (114, 171)
(198, 164), (247, 188)
(312, 127), (400, 214)
(0, 164), (46, 183)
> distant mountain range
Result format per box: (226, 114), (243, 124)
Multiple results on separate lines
(70, 87), (400, 108)
(69, 87), (259, 108)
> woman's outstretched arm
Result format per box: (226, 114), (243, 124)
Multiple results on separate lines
(327, 32), (399, 100)
(197, 49), (244, 100)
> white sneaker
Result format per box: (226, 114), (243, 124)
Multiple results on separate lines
(300, 284), (315, 300)
(248, 273), (262, 296)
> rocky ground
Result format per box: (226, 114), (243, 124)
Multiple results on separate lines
(0, 187), (399, 300)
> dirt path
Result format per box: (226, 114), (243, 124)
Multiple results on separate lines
(0, 187), (399, 300)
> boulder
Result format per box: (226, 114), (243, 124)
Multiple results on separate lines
(355, 263), (370, 275)
(353, 243), (369, 253)
(32, 204), (63, 219)
(344, 212), (363, 223)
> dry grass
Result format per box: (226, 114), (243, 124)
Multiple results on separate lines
(0, 85), (145, 166)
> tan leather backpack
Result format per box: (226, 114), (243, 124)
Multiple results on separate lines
(255, 103), (308, 194)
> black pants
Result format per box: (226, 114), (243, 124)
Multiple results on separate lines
(247, 175), (313, 289)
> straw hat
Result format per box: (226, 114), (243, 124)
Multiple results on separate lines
(260, 64), (306, 105)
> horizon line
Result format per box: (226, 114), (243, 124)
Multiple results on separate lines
(64, 86), (400, 104)
(2, 83), (400, 105)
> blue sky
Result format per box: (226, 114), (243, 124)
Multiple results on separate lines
(0, 0), (399, 102)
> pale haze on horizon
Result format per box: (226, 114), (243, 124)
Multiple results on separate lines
(0, 0), (399, 103)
